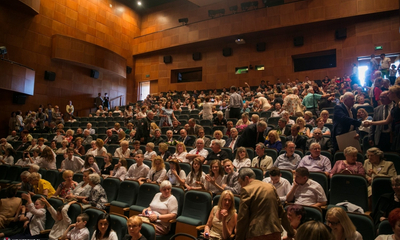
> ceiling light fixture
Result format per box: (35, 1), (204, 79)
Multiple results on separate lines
(137, 1), (142, 6)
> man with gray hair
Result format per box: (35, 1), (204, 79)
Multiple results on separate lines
(186, 138), (208, 163)
(205, 139), (229, 164)
(332, 91), (361, 151)
(298, 143), (331, 176)
(236, 168), (295, 240)
(251, 143), (273, 174)
(236, 121), (267, 149)
(82, 129), (93, 145)
(19, 171), (33, 192)
(224, 127), (239, 151)
(274, 141), (301, 171)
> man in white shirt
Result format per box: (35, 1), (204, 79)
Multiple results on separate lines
(86, 123), (95, 135)
(59, 148), (84, 173)
(125, 153), (149, 180)
(186, 138), (209, 163)
(286, 167), (327, 207)
(251, 143), (273, 174)
(262, 167), (291, 202)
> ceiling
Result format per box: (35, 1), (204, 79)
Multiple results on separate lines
(114, 0), (177, 13)
(113, 0), (225, 14)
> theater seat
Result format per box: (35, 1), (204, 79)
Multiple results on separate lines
(109, 213), (128, 240)
(176, 190), (212, 237)
(110, 180), (139, 215)
(347, 212), (375, 240)
(330, 174), (368, 212)
(128, 183), (160, 216)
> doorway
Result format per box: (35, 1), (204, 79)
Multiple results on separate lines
(357, 53), (400, 87)
(138, 81), (150, 101)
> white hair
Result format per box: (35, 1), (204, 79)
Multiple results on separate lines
(160, 180), (172, 189)
(343, 92), (354, 101)
(89, 173), (101, 185)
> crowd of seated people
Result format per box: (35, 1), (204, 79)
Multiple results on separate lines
(2, 70), (400, 239)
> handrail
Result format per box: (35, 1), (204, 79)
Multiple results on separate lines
(110, 95), (124, 109)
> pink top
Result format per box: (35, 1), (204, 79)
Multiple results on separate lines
(330, 160), (365, 177)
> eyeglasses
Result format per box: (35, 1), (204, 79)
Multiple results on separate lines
(325, 220), (340, 226)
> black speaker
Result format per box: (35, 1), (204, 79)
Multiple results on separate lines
(256, 42), (266, 52)
(163, 56), (172, 64)
(335, 28), (347, 39)
(44, 71), (56, 81)
(126, 66), (132, 74)
(193, 52), (201, 61)
(223, 48), (232, 57)
(91, 69), (99, 79)
(293, 36), (304, 46)
(13, 93), (27, 104)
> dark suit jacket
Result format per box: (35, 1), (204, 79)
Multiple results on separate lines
(236, 124), (265, 149)
(369, 103), (392, 145)
(277, 125), (291, 136)
(287, 135), (307, 151)
(332, 103), (361, 151)
(236, 180), (294, 239)
(136, 117), (152, 143)
(224, 136), (239, 150)
(103, 135), (119, 145)
(306, 137), (334, 153)
(178, 136), (195, 146)
(151, 136), (165, 146)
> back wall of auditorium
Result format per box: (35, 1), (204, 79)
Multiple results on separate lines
(0, 0), (398, 136)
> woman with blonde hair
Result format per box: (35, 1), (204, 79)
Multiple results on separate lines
(203, 190), (237, 240)
(330, 146), (365, 177)
(264, 130), (282, 152)
(232, 147), (251, 170)
(95, 138), (107, 156)
(158, 143), (171, 161)
(54, 170), (77, 198)
(320, 110), (333, 124)
(296, 117), (309, 136)
(235, 113), (251, 127)
(139, 156), (166, 184)
(144, 142), (157, 161)
(171, 142), (188, 162)
(29, 172), (56, 197)
(325, 207), (362, 240)
(114, 140), (131, 158)
(64, 129), (74, 143)
(212, 130), (226, 147)
(123, 216), (145, 240)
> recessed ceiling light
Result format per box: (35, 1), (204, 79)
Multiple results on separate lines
(137, 1), (142, 5)
(109, 4), (112, 7)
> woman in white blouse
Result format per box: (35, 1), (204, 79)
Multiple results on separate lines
(232, 147), (251, 170)
(114, 141), (131, 159)
(139, 156), (166, 184)
(171, 142), (188, 163)
(110, 158), (127, 181)
(36, 147), (56, 170)
(164, 159), (186, 187)
(144, 142), (157, 161)
(203, 160), (225, 195)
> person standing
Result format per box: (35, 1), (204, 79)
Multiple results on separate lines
(236, 121), (267, 149)
(66, 101), (74, 117)
(103, 93), (110, 110)
(379, 53), (391, 79)
(369, 91), (393, 151)
(229, 86), (243, 119)
(136, 111), (154, 144)
(94, 93), (104, 110)
(332, 92), (361, 152)
(236, 168), (294, 240)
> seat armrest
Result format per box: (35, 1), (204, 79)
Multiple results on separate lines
(123, 207), (130, 211)
(196, 225), (206, 231)
(40, 229), (51, 235)
(104, 203), (110, 207)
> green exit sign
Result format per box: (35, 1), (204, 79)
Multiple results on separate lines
(375, 46), (383, 50)
(146, 74), (150, 78)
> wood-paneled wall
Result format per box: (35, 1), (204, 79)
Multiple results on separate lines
(0, 0), (140, 136)
(133, 12), (400, 94)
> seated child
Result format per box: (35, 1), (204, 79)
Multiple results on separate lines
(10, 193), (46, 239)
(61, 212), (90, 240)
(41, 197), (77, 240)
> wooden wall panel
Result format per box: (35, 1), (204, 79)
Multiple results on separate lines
(133, 0), (399, 55)
(133, 13), (400, 96)
(0, 60), (35, 95)
(0, 0), (140, 136)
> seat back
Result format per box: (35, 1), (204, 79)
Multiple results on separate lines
(102, 177), (120, 202)
(67, 203), (82, 224)
(330, 174), (368, 211)
(126, 158), (136, 169)
(384, 152), (400, 173)
(44, 169), (59, 187)
(378, 219), (393, 235)
(179, 163), (191, 175)
(143, 160), (152, 169)
(84, 208), (106, 237)
(309, 172), (329, 195)
(110, 213), (128, 240)
(371, 177), (393, 211)
(106, 144), (120, 155)
(264, 149), (278, 161)
(265, 169), (293, 184)
(333, 152), (365, 165)
(250, 167), (263, 181)
(0, 165), (9, 180)
(171, 187), (185, 216)
(202, 164), (210, 174)
(73, 173), (83, 183)
(141, 222), (156, 240)
(136, 183), (160, 208)
(5, 165), (22, 181)
(95, 156), (104, 170)
(116, 180), (139, 205)
(304, 206), (323, 222)
(56, 154), (64, 169)
(180, 190), (212, 225)
(347, 212), (375, 240)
